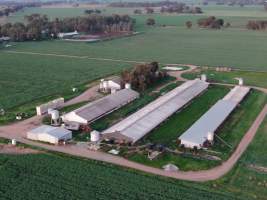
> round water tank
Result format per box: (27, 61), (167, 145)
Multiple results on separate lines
(207, 132), (214, 141)
(125, 83), (131, 89)
(51, 110), (59, 120)
(201, 74), (207, 82)
(91, 130), (100, 142)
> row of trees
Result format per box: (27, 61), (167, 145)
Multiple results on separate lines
(121, 62), (167, 91)
(109, 1), (185, 8)
(247, 20), (267, 30)
(84, 9), (101, 15)
(206, 0), (265, 6)
(134, 5), (202, 15)
(0, 14), (135, 41)
(197, 16), (226, 29)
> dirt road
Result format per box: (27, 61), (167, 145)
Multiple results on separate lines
(0, 105), (266, 181)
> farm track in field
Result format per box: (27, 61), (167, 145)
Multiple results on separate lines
(4, 50), (147, 64)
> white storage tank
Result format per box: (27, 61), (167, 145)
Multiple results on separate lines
(11, 139), (17, 146)
(91, 130), (100, 142)
(125, 83), (131, 89)
(238, 78), (244, 86)
(51, 110), (59, 120)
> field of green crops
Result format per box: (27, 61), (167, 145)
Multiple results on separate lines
(0, 152), (256, 200)
(1, 5), (267, 111)
(1, 116), (267, 200)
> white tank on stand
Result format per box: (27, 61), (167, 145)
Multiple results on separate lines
(91, 130), (100, 142)
(238, 78), (244, 86)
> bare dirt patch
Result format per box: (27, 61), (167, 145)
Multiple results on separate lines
(0, 144), (40, 155)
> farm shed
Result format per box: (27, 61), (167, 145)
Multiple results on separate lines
(62, 88), (139, 124)
(27, 125), (72, 144)
(102, 79), (209, 143)
(179, 86), (250, 149)
(36, 98), (64, 116)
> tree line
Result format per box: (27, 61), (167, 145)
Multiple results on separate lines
(0, 13), (135, 41)
(247, 20), (267, 30)
(0, 3), (40, 17)
(109, 1), (184, 8)
(197, 16), (226, 29)
(121, 62), (168, 91)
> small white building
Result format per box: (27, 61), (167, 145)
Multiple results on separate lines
(99, 78), (121, 93)
(58, 31), (79, 39)
(27, 125), (72, 144)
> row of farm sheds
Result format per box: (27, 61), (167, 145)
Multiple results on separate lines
(30, 77), (249, 148)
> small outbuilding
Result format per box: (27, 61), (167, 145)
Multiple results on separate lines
(27, 125), (72, 144)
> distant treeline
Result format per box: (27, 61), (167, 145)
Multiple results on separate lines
(0, 3), (40, 17)
(0, 14), (135, 41)
(109, 1), (181, 7)
(247, 20), (267, 30)
(204, 0), (265, 6)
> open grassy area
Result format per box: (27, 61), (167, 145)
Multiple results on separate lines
(182, 68), (267, 88)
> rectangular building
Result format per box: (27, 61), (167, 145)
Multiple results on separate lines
(179, 86), (250, 149)
(27, 125), (72, 144)
(102, 79), (209, 143)
(62, 88), (139, 124)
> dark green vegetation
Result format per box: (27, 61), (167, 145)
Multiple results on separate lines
(0, 152), (250, 200)
(182, 68), (267, 88)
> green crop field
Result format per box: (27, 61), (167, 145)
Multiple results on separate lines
(1, 115), (267, 200)
(0, 152), (256, 200)
(1, 5), (267, 112)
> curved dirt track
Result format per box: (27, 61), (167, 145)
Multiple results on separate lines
(0, 64), (266, 182)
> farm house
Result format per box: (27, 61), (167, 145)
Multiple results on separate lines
(102, 79), (209, 143)
(62, 88), (139, 124)
(179, 86), (250, 149)
(27, 125), (72, 144)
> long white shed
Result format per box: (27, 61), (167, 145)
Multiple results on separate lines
(102, 79), (209, 143)
(179, 86), (250, 149)
(62, 88), (139, 124)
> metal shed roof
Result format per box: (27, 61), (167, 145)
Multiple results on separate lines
(179, 86), (250, 147)
(102, 79), (209, 143)
(28, 125), (71, 139)
(65, 88), (139, 123)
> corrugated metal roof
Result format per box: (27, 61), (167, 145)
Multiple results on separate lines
(67, 89), (139, 123)
(179, 86), (250, 147)
(102, 79), (209, 143)
(28, 125), (71, 139)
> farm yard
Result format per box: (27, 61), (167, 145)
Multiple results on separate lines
(0, 2), (267, 200)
